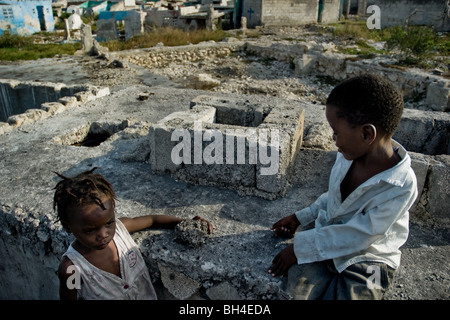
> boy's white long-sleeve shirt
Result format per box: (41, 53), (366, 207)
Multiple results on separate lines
(294, 141), (418, 273)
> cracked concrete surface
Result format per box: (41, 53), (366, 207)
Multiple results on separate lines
(0, 28), (449, 299)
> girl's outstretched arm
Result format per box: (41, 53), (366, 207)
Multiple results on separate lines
(120, 215), (213, 234)
(120, 215), (183, 233)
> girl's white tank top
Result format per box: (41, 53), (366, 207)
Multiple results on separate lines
(63, 219), (157, 300)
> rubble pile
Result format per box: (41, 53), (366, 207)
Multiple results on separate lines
(112, 29), (449, 112)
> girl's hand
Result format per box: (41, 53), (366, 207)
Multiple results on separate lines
(193, 215), (213, 234)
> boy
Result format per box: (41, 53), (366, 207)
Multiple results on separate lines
(269, 74), (418, 299)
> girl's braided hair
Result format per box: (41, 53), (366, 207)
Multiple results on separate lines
(53, 167), (117, 224)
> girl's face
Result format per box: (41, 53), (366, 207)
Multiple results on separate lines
(65, 196), (116, 251)
(325, 105), (368, 161)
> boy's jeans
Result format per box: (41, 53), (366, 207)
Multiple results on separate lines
(284, 259), (395, 300)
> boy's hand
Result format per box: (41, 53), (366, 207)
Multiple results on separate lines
(193, 215), (213, 234)
(268, 244), (296, 277)
(270, 214), (300, 238)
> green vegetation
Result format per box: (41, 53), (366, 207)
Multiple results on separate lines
(329, 19), (449, 68)
(0, 31), (81, 61)
(0, 16), (447, 69)
(0, 26), (229, 61)
(384, 25), (448, 67)
(330, 19), (384, 41)
(102, 27), (230, 51)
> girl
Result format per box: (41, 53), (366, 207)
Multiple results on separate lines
(54, 167), (212, 300)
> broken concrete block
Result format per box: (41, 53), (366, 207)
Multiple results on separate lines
(174, 218), (211, 247)
(58, 96), (78, 107)
(7, 109), (47, 126)
(25, 108), (48, 121)
(394, 108), (450, 155)
(90, 86), (110, 98)
(261, 104), (305, 165)
(258, 104), (304, 196)
(426, 80), (450, 112)
(73, 91), (90, 103)
(158, 262), (200, 300)
(293, 53), (318, 75)
(7, 114), (25, 127)
(425, 155), (450, 218)
(149, 106), (216, 174)
(409, 152), (430, 209)
(40, 102), (66, 115)
(302, 122), (335, 150)
(206, 281), (242, 300)
(150, 96), (304, 199)
(255, 129), (292, 196)
(72, 86), (109, 103)
(0, 122), (12, 135)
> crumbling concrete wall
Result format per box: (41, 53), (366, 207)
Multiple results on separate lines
(115, 41), (243, 69)
(0, 204), (69, 299)
(394, 108), (450, 155)
(242, 41), (450, 112)
(0, 81), (110, 135)
(0, 80), (104, 123)
(319, 0), (342, 24)
(144, 7), (185, 29)
(259, 0), (318, 27)
(367, 0), (450, 32)
(0, 79), (449, 300)
(241, 0), (340, 28)
(124, 10), (145, 41)
(149, 95), (304, 199)
(96, 10), (146, 42)
(96, 18), (118, 42)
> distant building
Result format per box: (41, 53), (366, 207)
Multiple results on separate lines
(0, 0), (55, 35)
(367, 0), (449, 32)
(235, 0), (342, 29)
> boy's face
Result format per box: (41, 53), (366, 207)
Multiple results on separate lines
(326, 105), (369, 161)
(64, 196), (116, 251)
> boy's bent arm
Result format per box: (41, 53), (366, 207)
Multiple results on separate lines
(120, 215), (183, 233)
(293, 186), (415, 266)
(295, 191), (328, 226)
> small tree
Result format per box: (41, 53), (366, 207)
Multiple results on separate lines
(384, 25), (438, 66)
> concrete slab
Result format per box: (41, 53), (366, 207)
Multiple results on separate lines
(0, 85), (325, 299)
(0, 83), (449, 300)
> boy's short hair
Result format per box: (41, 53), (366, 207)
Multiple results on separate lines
(326, 74), (404, 136)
